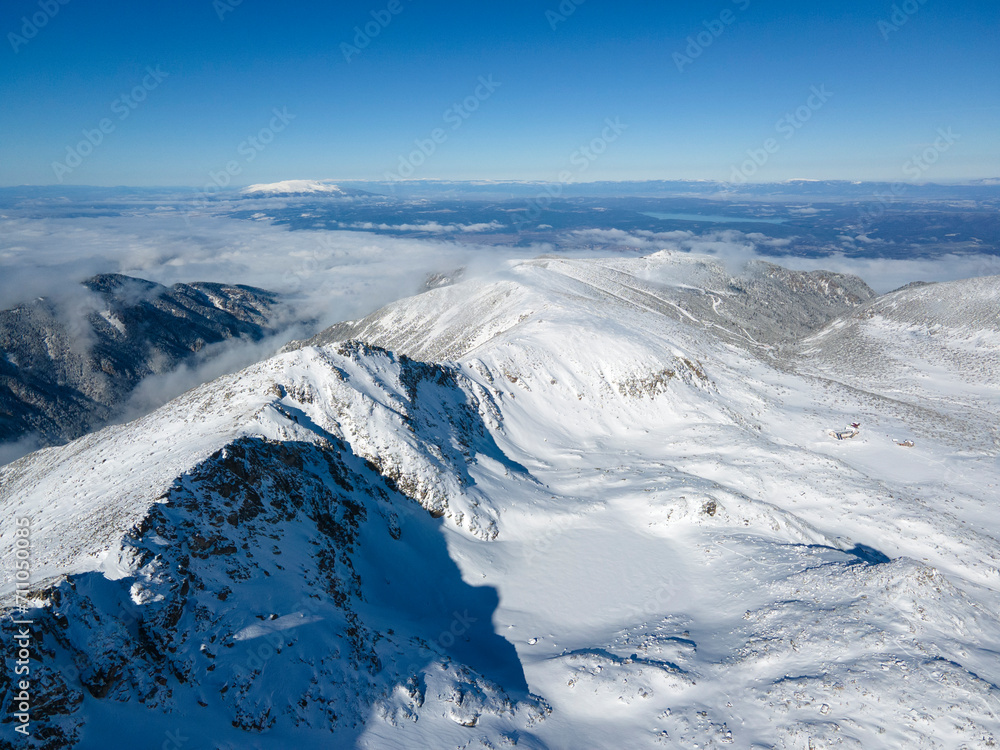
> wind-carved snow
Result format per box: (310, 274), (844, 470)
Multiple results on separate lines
(1, 252), (999, 749)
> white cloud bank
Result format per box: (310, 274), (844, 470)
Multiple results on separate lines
(0, 211), (516, 327)
(0, 207), (531, 464)
(0, 206), (994, 465)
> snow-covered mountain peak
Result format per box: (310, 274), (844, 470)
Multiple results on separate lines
(292, 251), (876, 362)
(240, 179), (361, 197)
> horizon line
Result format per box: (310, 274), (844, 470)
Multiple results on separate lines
(2, 177), (999, 190)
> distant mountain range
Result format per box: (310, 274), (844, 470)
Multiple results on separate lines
(0, 274), (283, 450)
(1, 179), (997, 205)
(326, 178), (1000, 201)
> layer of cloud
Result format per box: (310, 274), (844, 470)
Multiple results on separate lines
(0, 211), (519, 327)
(0, 205), (534, 465)
(1, 204), (995, 467)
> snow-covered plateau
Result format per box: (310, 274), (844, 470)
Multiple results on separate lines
(1, 251), (999, 749)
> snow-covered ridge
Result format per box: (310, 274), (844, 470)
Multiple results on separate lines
(290, 251), (876, 361)
(2, 253), (999, 748)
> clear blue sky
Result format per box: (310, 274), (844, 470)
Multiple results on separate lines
(1, 0), (997, 186)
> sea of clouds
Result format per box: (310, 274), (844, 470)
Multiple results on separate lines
(0, 194), (996, 464)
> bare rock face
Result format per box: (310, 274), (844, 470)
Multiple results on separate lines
(0, 274), (283, 449)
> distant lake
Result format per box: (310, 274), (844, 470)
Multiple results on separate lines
(642, 212), (787, 225)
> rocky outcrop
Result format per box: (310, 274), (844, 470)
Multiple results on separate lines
(0, 435), (543, 747)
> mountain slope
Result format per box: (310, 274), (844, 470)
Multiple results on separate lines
(4, 436), (544, 748)
(293, 253), (876, 359)
(0, 342), (549, 749)
(0, 274), (283, 450)
(2, 254), (998, 749)
(793, 274), (1000, 449)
